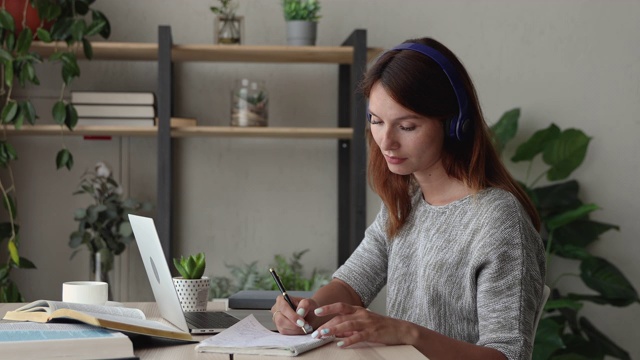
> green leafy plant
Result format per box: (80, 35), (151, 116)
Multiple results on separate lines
(209, 249), (331, 298)
(69, 162), (151, 284)
(282, 0), (321, 22)
(242, 90), (266, 106)
(210, 0), (238, 19)
(174, 252), (207, 280)
(269, 249), (330, 291)
(491, 108), (638, 360)
(0, 0), (110, 302)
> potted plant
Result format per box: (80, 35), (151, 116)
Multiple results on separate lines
(210, 0), (242, 44)
(282, 0), (321, 46)
(69, 162), (152, 300)
(491, 109), (638, 360)
(173, 252), (210, 312)
(0, 0), (110, 302)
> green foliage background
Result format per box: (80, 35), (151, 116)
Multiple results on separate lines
(209, 249), (331, 299)
(491, 108), (638, 360)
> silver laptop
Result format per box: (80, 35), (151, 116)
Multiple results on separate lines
(129, 214), (275, 334)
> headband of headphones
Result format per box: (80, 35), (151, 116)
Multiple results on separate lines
(391, 42), (471, 141)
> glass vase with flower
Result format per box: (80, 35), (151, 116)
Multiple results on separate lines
(69, 162), (152, 300)
(210, 0), (243, 44)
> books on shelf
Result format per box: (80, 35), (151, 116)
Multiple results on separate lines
(70, 91), (199, 129)
(77, 118), (156, 127)
(3, 299), (192, 342)
(196, 314), (333, 356)
(72, 91), (156, 128)
(71, 91), (155, 105)
(0, 322), (135, 360)
(74, 104), (156, 118)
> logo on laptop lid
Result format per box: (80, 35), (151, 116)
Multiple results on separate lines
(150, 257), (161, 284)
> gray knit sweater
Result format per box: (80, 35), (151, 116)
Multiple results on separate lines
(333, 187), (546, 360)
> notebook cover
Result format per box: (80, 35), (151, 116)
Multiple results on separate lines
(228, 290), (314, 309)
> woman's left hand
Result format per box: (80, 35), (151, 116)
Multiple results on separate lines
(311, 302), (413, 348)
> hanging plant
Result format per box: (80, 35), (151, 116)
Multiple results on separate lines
(0, 0), (110, 302)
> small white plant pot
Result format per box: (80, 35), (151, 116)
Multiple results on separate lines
(172, 276), (210, 312)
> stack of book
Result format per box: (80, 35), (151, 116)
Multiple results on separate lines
(72, 91), (156, 127)
(2, 299), (192, 358)
(0, 322), (135, 359)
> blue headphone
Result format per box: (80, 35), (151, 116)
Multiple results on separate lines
(391, 43), (472, 141)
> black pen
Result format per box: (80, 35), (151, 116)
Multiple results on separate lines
(269, 268), (312, 334)
(269, 268), (296, 310)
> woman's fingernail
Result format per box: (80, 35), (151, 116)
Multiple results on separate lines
(337, 341), (345, 347)
(314, 308), (324, 315)
(320, 328), (330, 335)
(297, 308), (306, 316)
(311, 330), (319, 338)
(296, 319), (305, 327)
(304, 324), (313, 333)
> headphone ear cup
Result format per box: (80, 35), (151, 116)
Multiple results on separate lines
(445, 116), (471, 141)
(457, 117), (471, 141)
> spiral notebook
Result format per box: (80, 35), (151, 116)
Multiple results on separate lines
(196, 314), (333, 356)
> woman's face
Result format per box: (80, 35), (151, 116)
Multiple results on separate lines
(368, 82), (445, 177)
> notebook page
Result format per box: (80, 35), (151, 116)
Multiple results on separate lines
(196, 314), (332, 355)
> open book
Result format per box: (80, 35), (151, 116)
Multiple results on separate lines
(0, 322), (135, 360)
(196, 314), (333, 356)
(3, 299), (192, 342)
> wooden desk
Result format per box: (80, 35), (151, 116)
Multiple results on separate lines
(0, 302), (427, 359)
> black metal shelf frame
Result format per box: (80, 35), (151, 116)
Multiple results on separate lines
(155, 26), (368, 266)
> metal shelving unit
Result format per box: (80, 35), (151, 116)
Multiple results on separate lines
(20, 27), (380, 265)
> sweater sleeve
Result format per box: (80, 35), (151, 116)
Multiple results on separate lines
(332, 204), (389, 307)
(473, 198), (546, 360)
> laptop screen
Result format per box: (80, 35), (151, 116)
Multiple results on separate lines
(129, 214), (190, 332)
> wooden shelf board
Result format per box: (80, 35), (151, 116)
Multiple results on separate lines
(172, 126), (353, 139)
(171, 44), (384, 63)
(30, 42), (383, 64)
(3, 125), (157, 137)
(29, 42), (158, 61)
(3, 125), (353, 139)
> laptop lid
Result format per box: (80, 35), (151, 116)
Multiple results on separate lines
(128, 214), (192, 333)
(129, 214), (277, 334)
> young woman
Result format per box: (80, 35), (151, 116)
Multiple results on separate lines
(271, 37), (546, 360)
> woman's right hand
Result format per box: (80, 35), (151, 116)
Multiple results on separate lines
(271, 296), (319, 335)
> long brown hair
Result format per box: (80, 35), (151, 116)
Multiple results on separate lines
(361, 38), (540, 238)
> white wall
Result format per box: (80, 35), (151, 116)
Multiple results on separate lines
(8, 0), (639, 356)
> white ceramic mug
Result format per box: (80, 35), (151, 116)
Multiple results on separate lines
(62, 281), (108, 305)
